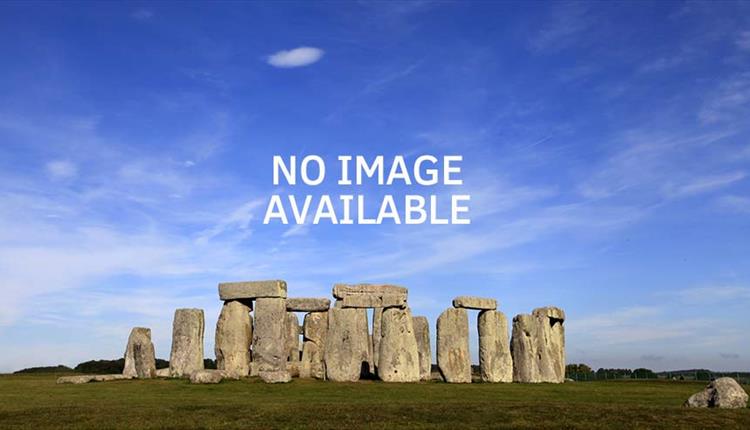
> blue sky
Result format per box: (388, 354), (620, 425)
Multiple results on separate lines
(1, 1), (749, 373)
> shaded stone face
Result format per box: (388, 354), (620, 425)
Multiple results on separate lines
(169, 308), (205, 378)
(219, 280), (288, 300)
(253, 298), (287, 374)
(286, 298), (330, 312)
(511, 307), (565, 383)
(324, 307), (370, 382)
(412, 316), (431, 381)
(376, 307), (420, 382)
(285, 312), (301, 362)
(685, 377), (749, 409)
(300, 311), (328, 379)
(478, 310), (512, 383)
(436, 308), (471, 383)
(215, 301), (252, 379)
(123, 327), (156, 379)
(452, 296), (497, 311)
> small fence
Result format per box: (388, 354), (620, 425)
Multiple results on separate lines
(566, 371), (750, 384)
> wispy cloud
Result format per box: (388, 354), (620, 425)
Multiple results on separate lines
(529, 1), (591, 53)
(267, 47), (324, 68)
(45, 160), (77, 180)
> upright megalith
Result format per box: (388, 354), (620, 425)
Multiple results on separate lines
(169, 308), (205, 378)
(215, 300), (252, 379)
(378, 307), (420, 382)
(285, 312), (301, 362)
(511, 306), (565, 383)
(436, 308), (471, 383)
(123, 327), (156, 379)
(412, 316), (431, 381)
(325, 307), (370, 382)
(300, 311), (328, 379)
(478, 310), (512, 383)
(219, 280), (287, 300)
(253, 297), (290, 383)
(372, 307), (383, 371)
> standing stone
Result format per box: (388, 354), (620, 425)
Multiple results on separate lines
(436, 308), (471, 383)
(478, 310), (512, 383)
(325, 307), (369, 382)
(253, 298), (290, 383)
(378, 307), (420, 382)
(215, 300), (252, 379)
(301, 311), (328, 379)
(123, 327), (156, 379)
(412, 316), (431, 381)
(285, 312), (300, 362)
(371, 308), (383, 372)
(169, 308), (205, 378)
(511, 307), (565, 383)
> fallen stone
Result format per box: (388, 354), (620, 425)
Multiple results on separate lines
(219, 280), (287, 300)
(169, 308), (205, 378)
(253, 298), (287, 379)
(452, 296), (497, 311)
(325, 307), (370, 382)
(155, 368), (170, 377)
(123, 327), (156, 379)
(92, 374), (132, 382)
(215, 300), (252, 379)
(285, 312), (301, 362)
(332, 283), (408, 299)
(378, 307), (420, 382)
(340, 293), (406, 309)
(412, 316), (431, 381)
(437, 308), (471, 383)
(286, 298), (330, 312)
(190, 369), (223, 384)
(478, 310), (512, 383)
(57, 375), (94, 384)
(260, 370), (292, 383)
(684, 377), (749, 408)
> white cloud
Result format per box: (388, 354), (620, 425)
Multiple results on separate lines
(45, 160), (77, 180)
(736, 31), (750, 51)
(716, 194), (750, 214)
(267, 47), (324, 68)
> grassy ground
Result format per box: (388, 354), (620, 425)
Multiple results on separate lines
(0, 374), (748, 429)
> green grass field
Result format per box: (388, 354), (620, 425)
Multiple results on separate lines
(0, 374), (747, 429)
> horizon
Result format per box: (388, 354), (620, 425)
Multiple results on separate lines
(1, 1), (749, 374)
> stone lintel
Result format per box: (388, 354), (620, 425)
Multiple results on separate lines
(452, 296), (497, 310)
(218, 280), (287, 300)
(286, 298), (330, 312)
(332, 283), (407, 299)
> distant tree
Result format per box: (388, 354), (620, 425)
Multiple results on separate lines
(631, 368), (657, 379)
(14, 365), (74, 374)
(203, 358), (216, 369)
(74, 359), (125, 374)
(155, 358), (169, 369)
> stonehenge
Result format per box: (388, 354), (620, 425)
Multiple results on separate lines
(169, 308), (205, 378)
(214, 300), (252, 379)
(94, 279), (566, 386)
(511, 306), (566, 383)
(123, 327), (156, 379)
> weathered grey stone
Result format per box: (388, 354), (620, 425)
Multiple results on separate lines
(412, 316), (431, 381)
(123, 327), (156, 379)
(57, 375), (94, 384)
(190, 369), (223, 384)
(169, 308), (205, 378)
(372, 308), (383, 371)
(325, 307), (370, 382)
(260, 370), (292, 383)
(478, 310), (512, 383)
(332, 283), (408, 299)
(436, 308), (471, 383)
(511, 307), (565, 383)
(684, 377), (749, 408)
(452, 296), (497, 311)
(92, 374), (132, 382)
(340, 294), (407, 309)
(286, 298), (330, 312)
(155, 368), (170, 377)
(285, 312), (300, 362)
(378, 307), (420, 382)
(219, 280), (287, 300)
(215, 300), (252, 379)
(253, 298), (287, 377)
(300, 311), (328, 379)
